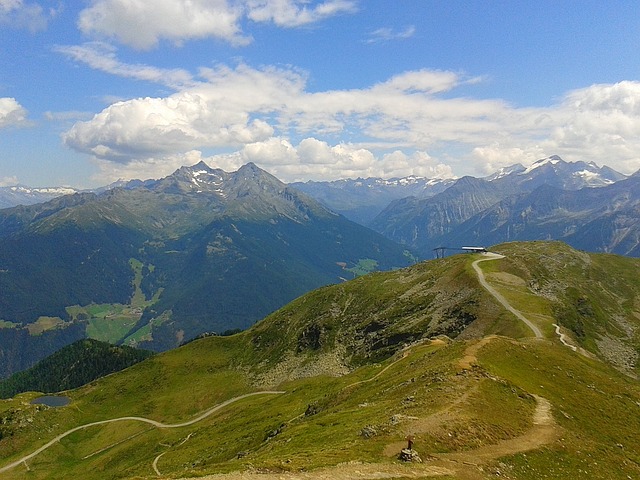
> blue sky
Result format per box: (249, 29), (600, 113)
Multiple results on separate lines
(1, 1), (640, 188)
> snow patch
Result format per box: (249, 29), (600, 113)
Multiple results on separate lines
(522, 156), (562, 175)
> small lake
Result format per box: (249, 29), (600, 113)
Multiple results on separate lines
(30, 395), (71, 407)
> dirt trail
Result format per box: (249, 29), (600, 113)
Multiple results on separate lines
(0, 391), (284, 475)
(434, 395), (556, 464)
(457, 335), (498, 370)
(184, 337), (558, 480)
(472, 253), (543, 339)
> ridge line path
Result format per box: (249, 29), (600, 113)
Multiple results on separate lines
(0, 391), (285, 474)
(472, 253), (543, 339)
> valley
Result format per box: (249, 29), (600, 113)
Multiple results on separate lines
(0, 162), (412, 377)
(1, 242), (639, 479)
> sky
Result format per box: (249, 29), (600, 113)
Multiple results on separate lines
(1, 1), (640, 188)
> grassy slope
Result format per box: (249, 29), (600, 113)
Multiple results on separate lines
(1, 241), (639, 479)
(490, 241), (640, 374)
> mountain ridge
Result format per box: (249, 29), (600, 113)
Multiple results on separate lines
(369, 156), (635, 256)
(0, 162), (412, 377)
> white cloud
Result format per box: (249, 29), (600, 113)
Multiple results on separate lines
(366, 25), (415, 44)
(78, 0), (249, 50)
(470, 81), (640, 174)
(0, 0), (22, 12)
(0, 97), (28, 128)
(246, 0), (357, 27)
(55, 42), (194, 89)
(77, 0), (357, 50)
(63, 91), (274, 162)
(241, 137), (299, 165)
(0, 175), (19, 187)
(0, 0), (53, 32)
(377, 69), (465, 94)
(211, 137), (456, 182)
(63, 56), (640, 180)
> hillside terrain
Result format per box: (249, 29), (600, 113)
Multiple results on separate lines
(0, 339), (153, 399)
(0, 162), (411, 376)
(0, 241), (639, 480)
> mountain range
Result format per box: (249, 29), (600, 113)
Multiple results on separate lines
(1, 154), (639, 379)
(0, 162), (412, 377)
(369, 156), (638, 256)
(291, 175), (455, 224)
(0, 186), (81, 210)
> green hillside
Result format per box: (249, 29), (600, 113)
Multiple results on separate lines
(0, 339), (153, 399)
(0, 241), (639, 480)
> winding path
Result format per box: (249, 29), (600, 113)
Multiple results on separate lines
(552, 323), (578, 352)
(472, 253), (543, 339)
(0, 391), (284, 474)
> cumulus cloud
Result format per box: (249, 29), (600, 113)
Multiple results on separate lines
(0, 0), (56, 31)
(470, 81), (640, 174)
(209, 137), (455, 182)
(0, 97), (28, 128)
(63, 91), (274, 162)
(63, 55), (640, 181)
(77, 0), (357, 49)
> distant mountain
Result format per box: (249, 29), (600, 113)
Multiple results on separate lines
(291, 176), (455, 224)
(370, 176), (519, 253)
(0, 339), (153, 399)
(0, 179), (157, 209)
(487, 155), (626, 190)
(0, 162), (413, 376)
(0, 186), (80, 209)
(440, 176), (640, 256)
(370, 156), (631, 255)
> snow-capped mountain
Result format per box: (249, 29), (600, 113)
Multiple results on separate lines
(291, 175), (456, 224)
(0, 185), (80, 209)
(370, 156), (634, 257)
(488, 155), (627, 190)
(0, 161), (411, 376)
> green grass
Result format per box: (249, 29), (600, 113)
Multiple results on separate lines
(86, 316), (139, 344)
(0, 336), (546, 479)
(479, 337), (640, 479)
(26, 317), (65, 335)
(3, 241), (640, 479)
(346, 258), (379, 277)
